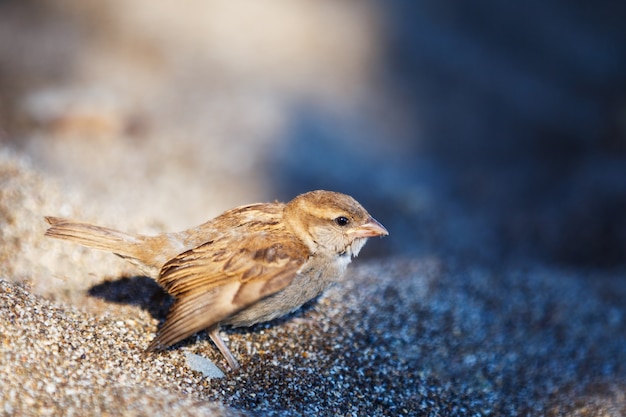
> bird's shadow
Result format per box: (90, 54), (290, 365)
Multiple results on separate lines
(88, 275), (172, 321)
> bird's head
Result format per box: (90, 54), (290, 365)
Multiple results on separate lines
(284, 190), (388, 257)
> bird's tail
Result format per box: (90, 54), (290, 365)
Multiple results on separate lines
(44, 216), (144, 260)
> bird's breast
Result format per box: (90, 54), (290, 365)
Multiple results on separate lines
(223, 254), (350, 327)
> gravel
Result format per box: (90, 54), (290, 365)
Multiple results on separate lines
(2, 258), (625, 416)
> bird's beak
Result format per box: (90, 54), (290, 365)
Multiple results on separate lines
(352, 217), (389, 238)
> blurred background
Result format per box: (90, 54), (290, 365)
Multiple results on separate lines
(1, 0), (625, 287)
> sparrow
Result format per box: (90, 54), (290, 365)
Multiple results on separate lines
(44, 190), (388, 369)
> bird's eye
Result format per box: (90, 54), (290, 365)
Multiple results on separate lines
(334, 216), (350, 227)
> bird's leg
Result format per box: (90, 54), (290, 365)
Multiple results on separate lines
(209, 326), (240, 370)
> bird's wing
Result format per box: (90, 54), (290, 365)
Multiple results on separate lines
(147, 231), (309, 351)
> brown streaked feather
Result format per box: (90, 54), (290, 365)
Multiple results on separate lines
(147, 283), (239, 351)
(148, 231), (309, 351)
(158, 231), (308, 295)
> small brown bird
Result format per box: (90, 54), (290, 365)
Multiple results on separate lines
(45, 190), (388, 369)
